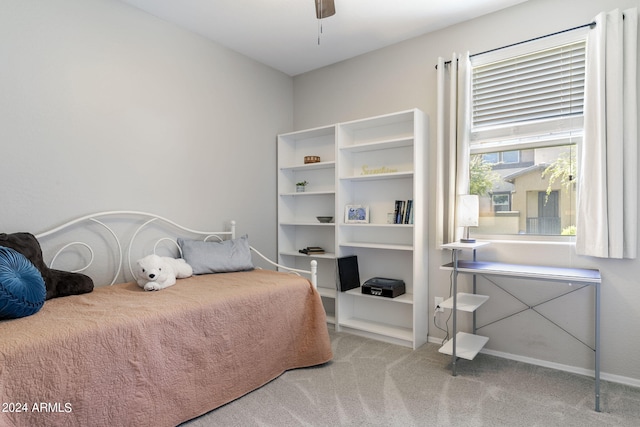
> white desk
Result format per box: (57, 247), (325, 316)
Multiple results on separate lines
(440, 242), (601, 412)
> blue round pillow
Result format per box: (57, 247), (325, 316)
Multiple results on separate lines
(0, 246), (46, 319)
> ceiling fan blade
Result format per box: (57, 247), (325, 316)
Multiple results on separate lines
(315, 0), (336, 19)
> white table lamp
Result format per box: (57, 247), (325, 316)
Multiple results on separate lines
(458, 195), (479, 243)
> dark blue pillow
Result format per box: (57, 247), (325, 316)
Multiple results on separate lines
(0, 246), (46, 319)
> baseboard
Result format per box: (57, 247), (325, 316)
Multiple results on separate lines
(427, 336), (640, 388)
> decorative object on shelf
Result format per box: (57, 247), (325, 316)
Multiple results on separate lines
(296, 180), (308, 192)
(337, 255), (360, 292)
(362, 277), (406, 298)
(299, 246), (325, 255)
(457, 194), (479, 243)
(344, 204), (369, 223)
(316, 216), (333, 223)
(361, 165), (398, 175)
(304, 155), (321, 164)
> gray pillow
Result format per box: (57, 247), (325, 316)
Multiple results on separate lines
(178, 235), (254, 274)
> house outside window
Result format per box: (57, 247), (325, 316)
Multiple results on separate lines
(468, 30), (586, 237)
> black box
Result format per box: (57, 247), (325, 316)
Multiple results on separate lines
(361, 277), (405, 298)
(337, 255), (360, 292)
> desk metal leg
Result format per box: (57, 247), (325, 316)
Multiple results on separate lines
(472, 249), (477, 334)
(452, 249), (458, 376)
(595, 281), (600, 412)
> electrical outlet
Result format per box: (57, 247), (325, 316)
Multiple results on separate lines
(434, 297), (444, 313)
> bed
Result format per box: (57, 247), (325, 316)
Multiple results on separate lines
(0, 211), (332, 427)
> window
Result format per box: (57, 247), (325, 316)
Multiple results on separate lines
(468, 30), (586, 237)
(501, 151), (520, 164)
(491, 192), (511, 212)
(483, 152), (499, 164)
(483, 151), (520, 165)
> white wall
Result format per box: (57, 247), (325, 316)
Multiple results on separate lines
(293, 0), (640, 384)
(0, 0), (292, 265)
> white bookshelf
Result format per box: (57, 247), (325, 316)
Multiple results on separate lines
(336, 109), (428, 349)
(277, 125), (337, 324)
(277, 109), (428, 348)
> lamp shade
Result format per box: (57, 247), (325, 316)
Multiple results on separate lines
(457, 195), (479, 227)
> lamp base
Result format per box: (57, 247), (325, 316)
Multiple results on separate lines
(460, 238), (476, 243)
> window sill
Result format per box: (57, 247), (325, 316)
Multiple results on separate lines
(470, 234), (576, 245)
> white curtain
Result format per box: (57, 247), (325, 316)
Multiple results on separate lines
(436, 53), (472, 245)
(577, 8), (638, 259)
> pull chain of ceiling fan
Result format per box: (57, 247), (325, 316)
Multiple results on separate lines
(318, 0), (323, 45)
(315, 0), (335, 45)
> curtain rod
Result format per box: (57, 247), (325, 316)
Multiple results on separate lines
(435, 21), (596, 69)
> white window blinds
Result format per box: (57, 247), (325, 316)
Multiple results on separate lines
(473, 40), (585, 128)
(470, 38), (586, 152)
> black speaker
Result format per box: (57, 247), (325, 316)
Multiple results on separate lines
(337, 255), (360, 292)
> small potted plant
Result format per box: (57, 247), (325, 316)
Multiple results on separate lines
(296, 180), (308, 192)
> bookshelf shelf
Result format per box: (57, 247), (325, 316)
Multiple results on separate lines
(340, 171), (414, 182)
(280, 160), (336, 172)
(345, 288), (414, 305)
(339, 242), (413, 251)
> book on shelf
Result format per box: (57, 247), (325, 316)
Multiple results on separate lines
(394, 200), (405, 224)
(394, 200), (413, 224)
(405, 199), (413, 224)
(299, 246), (325, 255)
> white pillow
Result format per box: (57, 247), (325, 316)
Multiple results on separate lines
(178, 235), (254, 274)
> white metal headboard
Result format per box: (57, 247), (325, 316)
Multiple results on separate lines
(34, 210), (316, 287)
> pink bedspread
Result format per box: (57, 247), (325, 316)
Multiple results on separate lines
(0, 269), (332, 427)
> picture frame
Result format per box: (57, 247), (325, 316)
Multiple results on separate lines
(344, 205), (369, 223)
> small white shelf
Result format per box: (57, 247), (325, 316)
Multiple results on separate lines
(340, 317), (413, 342)
(441, 293), (489, 312)
(345, 287), (413, 305)
(279, 190), (335, 197)
(340, 223), (413, 228)
(280, 160), (336, 172)
(279, 124), (335, 140)
(438, 332), (489, 360)
(317, 287), (337, 299)
(279, 251), (336, 259)
(340, 137), (414, 153)
(340, 242), (413, 251)
(340, 171), (413, 182)
(279, 222), (335, 226)
(441, 241), (491, 251)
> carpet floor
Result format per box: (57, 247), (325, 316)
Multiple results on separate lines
(182, 330), (640, 426)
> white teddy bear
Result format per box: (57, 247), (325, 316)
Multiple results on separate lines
(135, 254), (193, 291)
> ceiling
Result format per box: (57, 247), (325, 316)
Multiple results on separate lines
(118, 0), (529, 76)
